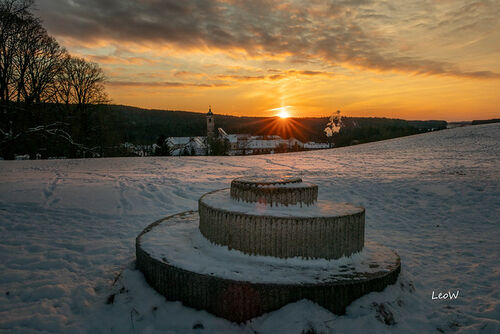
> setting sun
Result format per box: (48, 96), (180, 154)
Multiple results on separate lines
(270, 106), (291, 118)
(277, 110), (290, 118)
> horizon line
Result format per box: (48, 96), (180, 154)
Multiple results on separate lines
(107, 103), (494, 123)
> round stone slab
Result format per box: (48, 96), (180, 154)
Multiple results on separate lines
(199, 189), (365, 259)
(136, 211), (401, 323)
(233, 175), (303, 186)
(230, 176), (318, 206)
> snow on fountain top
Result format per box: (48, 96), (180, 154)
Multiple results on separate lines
(230, 175), (318, 206)
(202, 188), (363, 218)
(141, 211), (398, 284)
(232, 175), (302, 186)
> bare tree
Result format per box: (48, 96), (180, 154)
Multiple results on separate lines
(0, 0), (34, 103)
(0, 0), (110, 158)
(58, 56), (108, 143)
(65, 56), (108, 108)
(2, 0), (66, 106)
(54, 54), (73, 105)
(2, 0), (106, 109)
(25, 34), (65, 104)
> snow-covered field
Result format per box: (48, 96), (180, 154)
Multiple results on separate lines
(0, 124), (499, 333)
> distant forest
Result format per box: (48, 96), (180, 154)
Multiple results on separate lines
(1, 102), (448, 159)
(110, 104), (447, 146)
(471, 119), (500, 125)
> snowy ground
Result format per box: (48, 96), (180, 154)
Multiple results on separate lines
(0, 123), (499, 333)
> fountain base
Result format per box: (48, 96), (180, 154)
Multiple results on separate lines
(136, 211), (400, 323)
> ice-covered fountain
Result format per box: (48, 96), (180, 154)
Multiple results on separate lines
(136, 176), (400, 322)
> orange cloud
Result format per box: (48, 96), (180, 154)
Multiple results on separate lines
(107, 81), (229, 88)
(36, 0), (500, 120)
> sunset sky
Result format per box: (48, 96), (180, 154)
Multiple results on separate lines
(37, 0), (499, 121)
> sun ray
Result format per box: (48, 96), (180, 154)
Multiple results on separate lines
(253, 114), (309, 141)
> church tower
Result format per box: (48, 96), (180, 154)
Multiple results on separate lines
(206, 105), (215, 137)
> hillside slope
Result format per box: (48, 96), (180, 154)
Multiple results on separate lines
(0, 124), (498, 333)
(108, 104), (447, 144)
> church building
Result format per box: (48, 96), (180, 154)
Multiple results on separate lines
(206, 106), (215, 137)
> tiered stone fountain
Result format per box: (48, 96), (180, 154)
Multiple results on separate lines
(136, 176), (400, 322)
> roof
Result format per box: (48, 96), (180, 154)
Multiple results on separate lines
(226, 134), (238, 143)
(167, 136), (207, 149)
(247, 139), (282, 149)
(191, 137), (206, 147)
(166, 137), (191, 145)
(304, 142), (329, 149)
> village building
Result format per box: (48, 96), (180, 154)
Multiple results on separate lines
(304, 142), (329, 150)
(163, 107), (329, 156)
(166, 136), (207, 156)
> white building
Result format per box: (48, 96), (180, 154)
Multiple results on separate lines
(166, 136), (207, 156)
(304, 142), (329, 150)
(288, 137), (304, 150)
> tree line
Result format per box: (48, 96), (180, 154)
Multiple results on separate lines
(0, 0), (108, 159)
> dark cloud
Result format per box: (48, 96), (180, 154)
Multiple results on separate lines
(216, 75), (266, 81)
(36, 0), (500, 79)
(268, 74), (286, 80)
(86, 55), (155, 65)
(215, 70), (333, 81)
(108, 81), (228, 88)
(287, 70), (332, 76)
